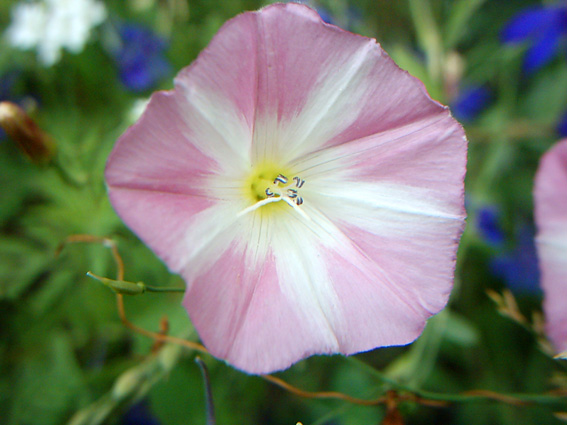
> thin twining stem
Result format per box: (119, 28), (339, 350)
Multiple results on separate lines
(261, 374), (386, 406)
(57, 234), (125, 280)
(61, 234), (567, 410)
(195, 357), (217, 425)
(58, 234), (206, 353)
(348, 356), (567, 408)
(115, 292), (207, 352)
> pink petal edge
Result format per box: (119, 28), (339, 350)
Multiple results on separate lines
(535, 139), (567, 353)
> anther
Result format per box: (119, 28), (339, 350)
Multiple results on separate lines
(265, 188), (274, 197)
(287, 188), (297, 198)
(274, 174), (288, 184)
(293, 177), (305, 188)
(296, 197), (304, 206)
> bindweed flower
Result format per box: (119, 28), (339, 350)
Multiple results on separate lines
(105, 3), (467, 374)
(500, 3), (567, 74)
(5, 0), (107, 66)
(112, 24), (171, 92)
(535, 140), (567, 354)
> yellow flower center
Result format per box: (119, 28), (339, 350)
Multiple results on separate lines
(244, 162), (289, 201)
(240, 162), (308, 219)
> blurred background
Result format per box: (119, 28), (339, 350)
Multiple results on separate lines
(1, 0), (567, 424)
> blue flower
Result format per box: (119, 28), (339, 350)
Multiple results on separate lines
(490, 225), (541, 294)
(122, 400), (161, 425)
(501, 4), (567, 74)
(476, 206), (505, 246)
(451, 85), (491, 123)
(113, 24), (171, 92)
(556, 107), (567, 137)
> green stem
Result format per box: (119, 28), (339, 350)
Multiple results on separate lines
(144, 285), (186, 293)
(86, 271), (185, 295)
(195, 357), (216, 425)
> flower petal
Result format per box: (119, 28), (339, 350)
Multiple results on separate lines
(298, 111), (466, 315)
(535, 140), (567, 353)
(105, 89), (243, 270)
(182, 205), (439, 373)
(251, 3), (443, 164)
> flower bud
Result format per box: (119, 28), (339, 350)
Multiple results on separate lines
(0, 101), (55, 164)
(86, 271), (146, 295)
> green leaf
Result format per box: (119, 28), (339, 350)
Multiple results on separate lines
(444, 0), (489, 49)
(9, 331), (89, 425)
(442, 311), (481, 347)
(0, 236), (51, 300)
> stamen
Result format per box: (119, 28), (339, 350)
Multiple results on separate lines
(274, 174), (288, 184)
(239, 173), (308, 219)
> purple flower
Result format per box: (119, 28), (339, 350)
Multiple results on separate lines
(113, 24), (171, 92)
(501, 4), (567, 74)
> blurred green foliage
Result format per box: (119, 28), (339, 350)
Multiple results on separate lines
(1, 0), (567, 424)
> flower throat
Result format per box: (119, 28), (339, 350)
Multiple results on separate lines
(240, 165), (307, 219)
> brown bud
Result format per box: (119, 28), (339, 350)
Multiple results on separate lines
(0, 101), (55, 164)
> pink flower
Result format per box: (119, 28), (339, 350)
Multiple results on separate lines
(535, 140), (567, 355)
(105, 3), (467, 374)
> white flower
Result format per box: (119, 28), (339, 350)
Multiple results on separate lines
(5, 0), (107, 66)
